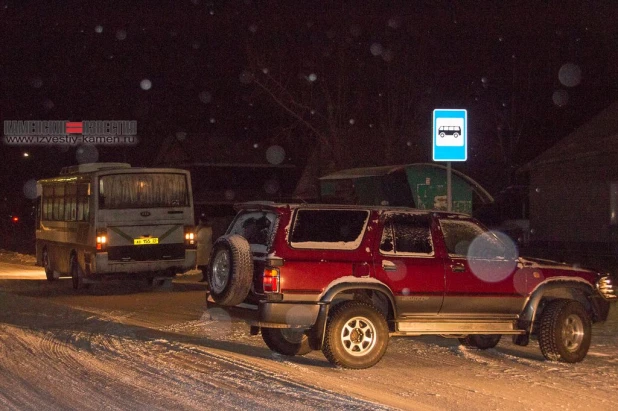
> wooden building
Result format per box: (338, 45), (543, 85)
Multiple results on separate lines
(521, 101), (618, 271)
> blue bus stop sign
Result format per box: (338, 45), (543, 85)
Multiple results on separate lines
(433, 109), (467, 161)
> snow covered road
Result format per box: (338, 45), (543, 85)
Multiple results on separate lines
(1, 259), (617, 410)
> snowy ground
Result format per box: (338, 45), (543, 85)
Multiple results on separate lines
(0, 252), (617, 410)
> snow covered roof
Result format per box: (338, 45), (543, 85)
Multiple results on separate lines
(319, 163), (494, 204)
(233, 200), (471, 216)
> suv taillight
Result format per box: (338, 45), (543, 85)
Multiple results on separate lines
(96, 229), (107, 251)
(263, 267), (280, 293)
(184, 226), (196, 247)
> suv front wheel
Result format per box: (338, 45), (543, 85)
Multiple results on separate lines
(322, 300), (389, 369)
(538, 299), (591, 363)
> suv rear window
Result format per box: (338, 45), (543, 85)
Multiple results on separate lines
(228, 211), (277, 253)
(289, 209), (369, 250)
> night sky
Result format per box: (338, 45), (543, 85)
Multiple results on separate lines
(2, 0), (618, 212)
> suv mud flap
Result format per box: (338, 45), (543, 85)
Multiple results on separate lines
(308, 303), (330, 351)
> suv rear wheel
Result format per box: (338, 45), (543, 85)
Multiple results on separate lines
(458, 334), (502, 349)
(207, 234), (254, 306)
(538, 299), (591, 363)
(322, 300), (389, 369)
(262, 328), (312, 356)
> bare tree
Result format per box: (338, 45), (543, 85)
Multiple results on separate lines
(243, 20), (438, 173)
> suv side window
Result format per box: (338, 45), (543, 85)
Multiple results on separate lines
(439, 218), (506, 258)
(380, 213), (433, 255)
(290, 209), (368, 250)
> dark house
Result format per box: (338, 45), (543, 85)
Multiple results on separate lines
(318, 163), (494, 214)
(521, 101), (618, 271)
(154, 132), (301, 238)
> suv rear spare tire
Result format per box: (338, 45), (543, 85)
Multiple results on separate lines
(207, 234), (254, 306)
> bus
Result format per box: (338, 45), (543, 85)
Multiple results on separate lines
(36, 163), (197, 289)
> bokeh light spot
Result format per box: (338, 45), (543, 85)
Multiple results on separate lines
(199, 91), (212, 104)
(23, 179), (38, 200)
(239, 70), (254, 84)
(467, 231), (519, 283)
(552, 89), (569, 107)
(140, 79), (152, 90)
(370, 43), (383, 56)
(76, 145), (99, 164)
(266, 145), (285, 165)
(115, 29), (127, 41)
(558, 63), (582, 87)
(263, 179), (280, 194)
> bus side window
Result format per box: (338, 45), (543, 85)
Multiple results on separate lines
(42, 185), (53, 220)
(65, 184), (77, 221)
(36, 198), (41, 229)
(53, 184), (65, 221)
(77, 183), (90, 221)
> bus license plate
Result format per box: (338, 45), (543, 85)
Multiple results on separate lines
(134, 238), (159, 245)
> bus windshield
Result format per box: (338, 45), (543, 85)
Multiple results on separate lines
(99, 173), (189, 209)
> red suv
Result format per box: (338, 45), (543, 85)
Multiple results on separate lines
(206, 202), (616, 369)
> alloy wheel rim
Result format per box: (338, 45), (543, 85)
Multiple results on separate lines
(340, 316), (377, 356)
(211, 250), (230, 294)
(561, 313), (584, 352)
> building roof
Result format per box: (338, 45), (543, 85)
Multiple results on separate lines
(319, 163), (494, 203)
(521, 100), (618, 171)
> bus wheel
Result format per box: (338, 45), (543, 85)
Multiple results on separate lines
(42, 249), (55, 281)
(70, 256), (85, 290)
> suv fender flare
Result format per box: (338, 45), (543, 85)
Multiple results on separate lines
(520, 278), (600, 332)
(308, 279), (396, 351)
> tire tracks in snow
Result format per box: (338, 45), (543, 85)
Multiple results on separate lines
(0, 310), (394, 411)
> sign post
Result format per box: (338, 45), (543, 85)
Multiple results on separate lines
(432, 109), (468, 212)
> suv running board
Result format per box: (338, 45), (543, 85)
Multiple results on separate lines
(394, 319), (525, 335)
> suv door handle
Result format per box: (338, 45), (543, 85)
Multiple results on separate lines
(450, 264), (466, 273)
(382, 260), (397, 271)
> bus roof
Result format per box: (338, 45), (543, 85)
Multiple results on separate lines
(38, 163), (191, 185)
(60, 162), (131, 175)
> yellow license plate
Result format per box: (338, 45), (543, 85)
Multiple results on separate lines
(134, 238), (159, 245)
